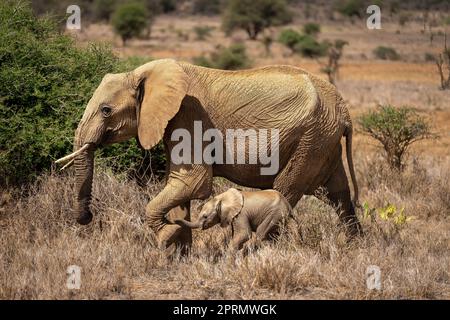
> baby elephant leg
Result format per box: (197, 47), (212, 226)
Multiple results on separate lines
(229, 232), (251, 252)
(255, 213), (282, 242)
(228, 218), (252, 253)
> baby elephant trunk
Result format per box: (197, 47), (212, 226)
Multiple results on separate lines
(174, 218), (203, 229)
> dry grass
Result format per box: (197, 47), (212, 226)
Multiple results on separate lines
(1, 153), (449, 299)
(2, 11), (449, 300)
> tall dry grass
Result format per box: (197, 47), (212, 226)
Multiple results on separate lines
(0, 154), (449, 299)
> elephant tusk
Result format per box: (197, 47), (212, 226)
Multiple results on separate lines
(59, 159), (74, 171)
(55, 144), (90, 164)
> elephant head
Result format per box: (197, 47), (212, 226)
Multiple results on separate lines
(55, 59), (189, 224)
(175, 188), (244, 230)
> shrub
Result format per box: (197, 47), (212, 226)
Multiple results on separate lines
(398, 12), (409, 26)
(278, 29), (328, 58)
(193, 25), (213, 40)
(319, 39), (348, 84)
(294, 35), (328, 58)
(175, 29), (189, 41)
(111, 2), (150, 45)
(192, 0), (222, 15)
(93, 0), (118, 21)
(0, 1), (165, 186)
(425, 52), (436, 62)
(222, 0), (292, 40)
(359, 105), (434, 171)
(435, 35), (450, 90)
(159, 0), (177, 13)
(443, 16), (450, 26)
(193, 43), (250, 70)
(335, 0), (364, 18)
(278, 29), (304, 52)
(0, 1), (117, 186)
(262, 34), (274, 56)
(303, 23), (321, 36)
(373, 46), (400, 60)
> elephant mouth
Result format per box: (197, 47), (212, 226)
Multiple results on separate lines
(99, 130), (114, 146)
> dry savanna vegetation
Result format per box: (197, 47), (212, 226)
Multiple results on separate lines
(1, 154), (449, 299)
(1, 0), (450, 299)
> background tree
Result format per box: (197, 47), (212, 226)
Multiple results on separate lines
(0, 1), (165, 186)
(278, 28), (304, 53)
(335, 0), (365, 19)
(192, 0), (223, 15)
(193, 43), (250, 70)
(303, 22), (321, 36)
(262, 33), (274, 57)
(435, 33), (450, 90)
(112, 2), (150, 45)
(359, 105), (434, 171)
(193, 25), (214, 40)
(93, 0), (118, 21)
(319, 39), (348, 84)
(222, 0), (292, 40)
(278, 27), (328, 58)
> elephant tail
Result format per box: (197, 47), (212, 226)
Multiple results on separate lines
(344, 122), (360, 208)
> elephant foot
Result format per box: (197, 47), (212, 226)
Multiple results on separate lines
(77, 210), (93, 225)
(156, 223), (192, 257)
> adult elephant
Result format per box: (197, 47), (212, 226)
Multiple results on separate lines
(56, 59), (362, 253)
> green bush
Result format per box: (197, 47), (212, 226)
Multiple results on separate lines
(93, 0), (118, 21)
(335, 0), (364, 18)
(278, 28), (304, 52)
(359, 105), (433, 171)
(159, 0), (177, 13)
(443, 16), (450, 26)
(0, 1), (165, 186)
(0, 1), (116, 185)
(192, 0), (222, 15)
(112, 2), (149, 45)
(222, 0), (292, 40)
(424, 52), (436, 62)
(294, 34), (328, 58)
(193, 25), (214, 40)
(398, 12), (409, 26)
(278, 29), (327, 57)
(373, 46), (400, 60)
(194, 43), (250, 70)
(303, 23), (321, 36)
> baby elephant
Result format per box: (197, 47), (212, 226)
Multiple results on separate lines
(174, 188), (293, 252)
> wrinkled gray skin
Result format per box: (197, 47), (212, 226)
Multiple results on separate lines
(175, 188), (293, 251)
(57, 59), (362, 256)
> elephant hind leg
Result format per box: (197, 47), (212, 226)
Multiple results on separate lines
(323, 159), (363, 238)
(255, 214), (282, 242)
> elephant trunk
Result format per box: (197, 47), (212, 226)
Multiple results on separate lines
(73, 133), (95, 225)
(174, 218), (203, 229)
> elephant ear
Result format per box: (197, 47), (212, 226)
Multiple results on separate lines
(134, 59), (189, 150)
(219, 188), (244, 227)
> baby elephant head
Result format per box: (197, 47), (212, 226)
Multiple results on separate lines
(175, 188), (244, 230)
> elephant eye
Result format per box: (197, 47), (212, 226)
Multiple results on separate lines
(101, 105), (112, 117)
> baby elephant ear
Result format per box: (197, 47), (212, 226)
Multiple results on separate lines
(220, 188), (244, 227)
(134, 59), (189, 150)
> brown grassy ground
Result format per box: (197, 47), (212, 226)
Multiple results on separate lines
(1, 13), (449, 299)
(1, 153), (449, 299)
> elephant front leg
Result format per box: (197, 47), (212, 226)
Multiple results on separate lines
(146, 184), (192, 254)
(146, 166), (212, 254)
(228, 218), (252, 253)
